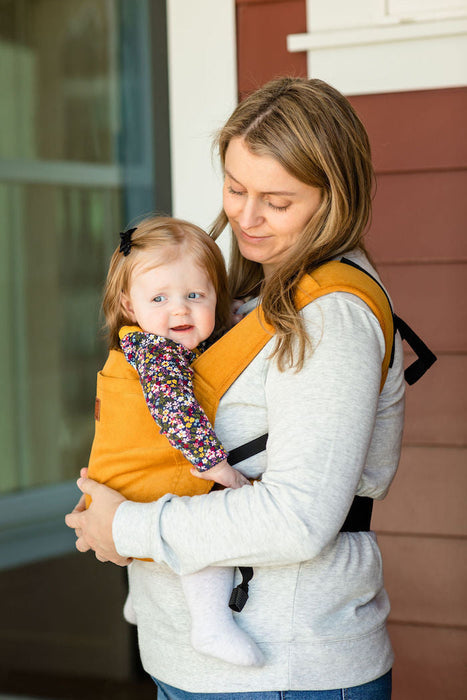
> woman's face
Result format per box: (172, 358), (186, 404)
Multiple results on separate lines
(223, 137), (322, 277)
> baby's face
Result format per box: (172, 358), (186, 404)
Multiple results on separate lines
(122, 250), (217, 350)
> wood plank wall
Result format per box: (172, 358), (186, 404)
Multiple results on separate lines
(353, 87), (467, 700)
(235, 1), (467, 696)
(236, 0), (308, 99)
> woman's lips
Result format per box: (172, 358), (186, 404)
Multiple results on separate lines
(238, 228), (269, 243)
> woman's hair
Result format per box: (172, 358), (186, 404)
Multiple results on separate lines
(210, 77), (374, 370)
(103, 216), (231, 350)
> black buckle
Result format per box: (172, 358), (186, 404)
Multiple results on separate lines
(229, 566), (253, 612)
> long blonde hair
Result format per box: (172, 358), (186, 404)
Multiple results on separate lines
(103, 216), (231, 349)
(211, 77), (374, 370)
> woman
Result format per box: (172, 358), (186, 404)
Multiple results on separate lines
(66, 77), (404, 698)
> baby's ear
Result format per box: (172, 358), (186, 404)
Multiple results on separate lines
(120, 291), (136, 322)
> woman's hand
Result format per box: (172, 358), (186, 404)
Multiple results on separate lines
(65, 469), (132, 567)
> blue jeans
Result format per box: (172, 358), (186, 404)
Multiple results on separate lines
(152, 670), (392, 699)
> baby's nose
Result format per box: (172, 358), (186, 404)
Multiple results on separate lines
(172, 299), (189, 315)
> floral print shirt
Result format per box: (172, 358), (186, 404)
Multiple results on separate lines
(120, 328), (227, 471)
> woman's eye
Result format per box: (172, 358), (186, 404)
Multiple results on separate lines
(268, 201), (290, 212)
(153, 295), (166, 303)
(227, 185), (244, 196)
(187, 292), (202, 299)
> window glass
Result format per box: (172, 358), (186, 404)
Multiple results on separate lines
(1, 0), (119, 163)
(0, 0), (157, 493)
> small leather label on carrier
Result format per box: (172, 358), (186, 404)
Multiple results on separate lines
(94, 397), (101, 421)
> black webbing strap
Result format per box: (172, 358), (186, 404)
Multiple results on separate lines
(340, 257), (437, 382)
(227, 438), (263, 612)
(229, 566), (254, 613)
(393, 314), (437, 385)
(228, 434), (268, 467)
(340, 495), (373, 532)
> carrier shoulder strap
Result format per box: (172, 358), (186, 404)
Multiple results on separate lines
(193, 260), (396, 426)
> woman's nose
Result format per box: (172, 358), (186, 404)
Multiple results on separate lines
(237, 197), (263, 230)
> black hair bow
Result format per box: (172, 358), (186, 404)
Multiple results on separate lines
(119, 227), (137, 256)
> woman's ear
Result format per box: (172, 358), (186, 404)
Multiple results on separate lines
(120, 291), (137, 323)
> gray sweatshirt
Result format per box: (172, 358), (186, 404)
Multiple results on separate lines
(113, 250), (405, 692)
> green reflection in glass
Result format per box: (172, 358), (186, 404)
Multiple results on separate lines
(0, 0), (159, 495)
(0, 0), (120, 164)
(0, 182), (121, 494)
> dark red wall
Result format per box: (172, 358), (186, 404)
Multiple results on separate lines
(352, 87), (467, 700)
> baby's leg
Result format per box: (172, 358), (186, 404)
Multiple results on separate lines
(123, 592), (137, 625)
(181, 566), (264, 667)
(123, 563), (137, 625)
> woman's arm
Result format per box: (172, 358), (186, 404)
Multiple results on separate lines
(110, 295), (398, 574)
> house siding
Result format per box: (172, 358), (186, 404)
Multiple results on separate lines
(354, 87), (467, 700)
(236, 0), (307, 99)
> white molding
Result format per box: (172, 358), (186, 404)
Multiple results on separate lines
(288, 17), (467, 51)
(0, 158), (123, 186)
(0, 158), (157, 190)
(166, 0), (237, 257)
(288, 1), (467, 94)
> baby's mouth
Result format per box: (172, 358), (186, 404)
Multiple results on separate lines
(171, 325), (193, 331)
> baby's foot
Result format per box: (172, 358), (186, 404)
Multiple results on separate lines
(191, 620), (264, 667)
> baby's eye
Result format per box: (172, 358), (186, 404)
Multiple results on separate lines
(153, 295), (166, 303)
(187, 292), (202, 299)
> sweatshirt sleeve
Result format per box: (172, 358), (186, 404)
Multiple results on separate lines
(113, 296), (391, 573)
(120, 330), (227, 470)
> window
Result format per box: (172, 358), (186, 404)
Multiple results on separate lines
(0, 0), (170, 568)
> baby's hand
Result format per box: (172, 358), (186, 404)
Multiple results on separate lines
(191, 460), (250, 489)
(231, 299), (244, 326)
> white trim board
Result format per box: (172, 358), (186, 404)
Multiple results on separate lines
(288, 2), (467, 94)
(166, 0), (237, 258)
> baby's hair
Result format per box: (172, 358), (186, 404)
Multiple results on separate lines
(102, 216), (231, 350)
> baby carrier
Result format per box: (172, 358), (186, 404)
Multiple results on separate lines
(89, 258), (435, 607)
(191, 258), (436, 612)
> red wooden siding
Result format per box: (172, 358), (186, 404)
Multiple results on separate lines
(236, 0), (307, 99)
(351, 88), (467, 700)
(352, 88), (467, 174)
(375, 447), (466, 536)
(368, 170), (467, 262)
(236, 2), (467, 697)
